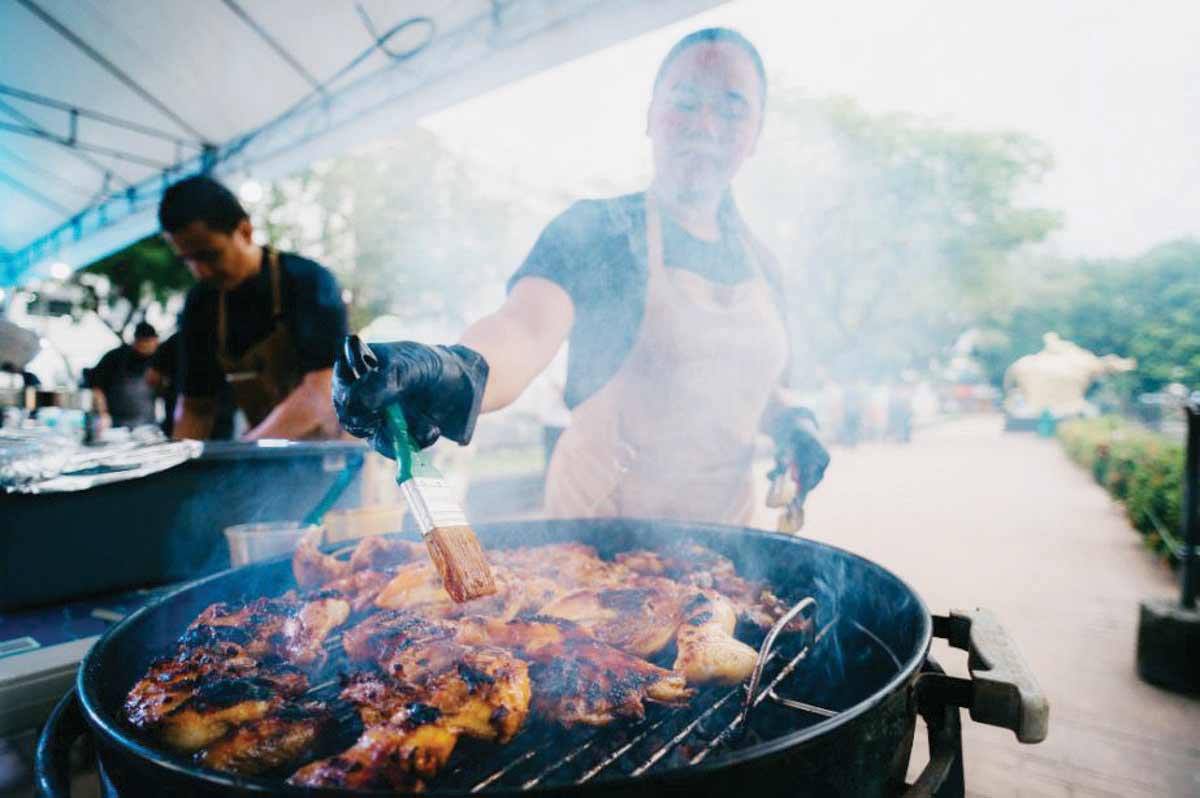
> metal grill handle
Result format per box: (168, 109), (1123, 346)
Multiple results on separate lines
(736, 595), (818, 735)
(930, 608), (1049, 743)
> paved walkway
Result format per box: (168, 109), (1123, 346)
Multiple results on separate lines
(794, 415), (1199, 798)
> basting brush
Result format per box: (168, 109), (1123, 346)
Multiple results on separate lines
(346, 337), (496, 602)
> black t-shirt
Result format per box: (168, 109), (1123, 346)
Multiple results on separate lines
(507, 193), (786, 409)
(179, 250), (348, 398)
(87, 345), (152, 392)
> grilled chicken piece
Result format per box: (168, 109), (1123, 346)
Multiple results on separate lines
(536, 576), (758, 684)
(457, 616), (693, 726)
(126, 657), (308, 752)
(195, 701), (331, 775)
(293, 535), (424, 590)
(188, 593), (349, 669)
(373, 561), (562, 622)
(293, 536), (350, 589)
(289, 704), (456, 791)
(490, 542), (625, 588)
(321, 569), (393, 614)
(616, 543), (799, 630)
(537, 579), (686, 658)
(673, 591), (758, 685)
(292, 609), (529, 792)
(342, 610), (530, 743)
(348, 536), (424, 572)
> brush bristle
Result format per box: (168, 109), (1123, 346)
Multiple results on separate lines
(424, 525), (497, 602)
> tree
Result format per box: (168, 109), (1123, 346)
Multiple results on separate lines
(75, 235), (194, 337)
(738, 93), (1062, 382)
(976, 239), (1200, 395)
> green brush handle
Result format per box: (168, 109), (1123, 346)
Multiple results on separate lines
(382, 403), (440, 483)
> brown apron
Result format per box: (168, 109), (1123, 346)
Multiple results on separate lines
(216, 247), (305, 431)
(543, 194), (789, 525)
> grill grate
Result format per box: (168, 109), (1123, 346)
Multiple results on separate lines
(301, 597), (851, 793)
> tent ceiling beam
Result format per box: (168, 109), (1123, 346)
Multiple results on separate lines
(219, 0), (325, 94)
(0, 121), (172, 170)
(15, 0), (210, 143)
(0, 96), (132, 190)
(0, 84), (206, 149)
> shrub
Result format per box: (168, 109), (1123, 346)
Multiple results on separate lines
(1057, 417), (1185, 563)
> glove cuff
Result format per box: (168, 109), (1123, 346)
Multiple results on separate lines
(444, 344), (489, 445)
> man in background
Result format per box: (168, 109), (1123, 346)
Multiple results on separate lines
(159, 175), (347, 440)
(87, 321), (159, 428)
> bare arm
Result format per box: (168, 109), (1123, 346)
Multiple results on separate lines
(242, 368), (336, 441)
(459, 277), (574, 413)
(174, 396), (216, 440)
(90, 388), (108, 415)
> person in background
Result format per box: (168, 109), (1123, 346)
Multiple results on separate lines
(887, 382), (914, 443)
(159, 175), (348, 440)
(144, 331), (179, 437)
(333, 28), (830, 526)
(1, 362), (40, 389)
(86, 321), (159, 429)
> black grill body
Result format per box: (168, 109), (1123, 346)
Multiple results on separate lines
(41, 520), (951, 798)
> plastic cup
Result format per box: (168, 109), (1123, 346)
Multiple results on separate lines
(224, 521), (321, 568)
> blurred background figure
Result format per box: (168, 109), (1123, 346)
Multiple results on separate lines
(85, 321), (159, 430)
(1, 361), (39, 389)
(887, 382), (914, 443)
(840, 381), (865, 446)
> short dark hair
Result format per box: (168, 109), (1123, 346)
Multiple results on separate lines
(134, 321), (158, 340)
(158, 175), (248, 234)
(652, 27), (767, 109)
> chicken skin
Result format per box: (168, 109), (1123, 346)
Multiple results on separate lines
(195, 701), (331, 775)
(373, 561), (563, 622)
(673, 590), (759, 685)
(187, 592), (349, 669)
(126, 592), (344, 762)
(289, 611), (531, 789)
(125, 657), (308, 753)
(342, 610), (531, 743)
(615, 543), (800, 631)
(289, 704), (457, 792)
(292, 534), (423, 590)
(456, 615), (693, 726)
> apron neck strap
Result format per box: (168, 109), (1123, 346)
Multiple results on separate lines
(644, 191), (765, 281)
(218, 246), (283, 355)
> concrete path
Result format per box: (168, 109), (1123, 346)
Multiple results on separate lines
(795, 415), (1200, 797)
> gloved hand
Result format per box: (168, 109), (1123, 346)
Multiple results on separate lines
(766, 406), (830, 504)
(333, 336), (489, 459)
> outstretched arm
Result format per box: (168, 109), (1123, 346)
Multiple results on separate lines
(459, 276), (574, 413)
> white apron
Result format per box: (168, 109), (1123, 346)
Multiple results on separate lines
(543, 194), (789, 525)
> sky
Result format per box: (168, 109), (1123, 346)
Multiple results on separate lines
(423, 0), (1200, 259)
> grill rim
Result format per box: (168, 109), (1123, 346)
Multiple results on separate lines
(75, 519), (933, 796)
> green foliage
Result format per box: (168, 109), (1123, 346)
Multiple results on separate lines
(76, 235), (194, 335)
(977, 240), (1200, 395)
(1058, 417), (1184, 562)
(741, 93), (1061, 380)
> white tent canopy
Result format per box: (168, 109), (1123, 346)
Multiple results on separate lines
(0, 0), (720, 287)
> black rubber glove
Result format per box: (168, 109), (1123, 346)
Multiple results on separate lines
(768, 406), (831, 496)
(333, 336), (489, 459)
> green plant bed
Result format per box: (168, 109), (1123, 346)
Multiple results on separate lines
(1058, 417), (1184, 563)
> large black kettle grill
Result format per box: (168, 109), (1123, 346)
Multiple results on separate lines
(37, 519), (1048, 798)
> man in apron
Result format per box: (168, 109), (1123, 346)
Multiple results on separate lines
(87, 321), (160, 429)
(332, 28), (829, 526)
(159, 175), (348, 441)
